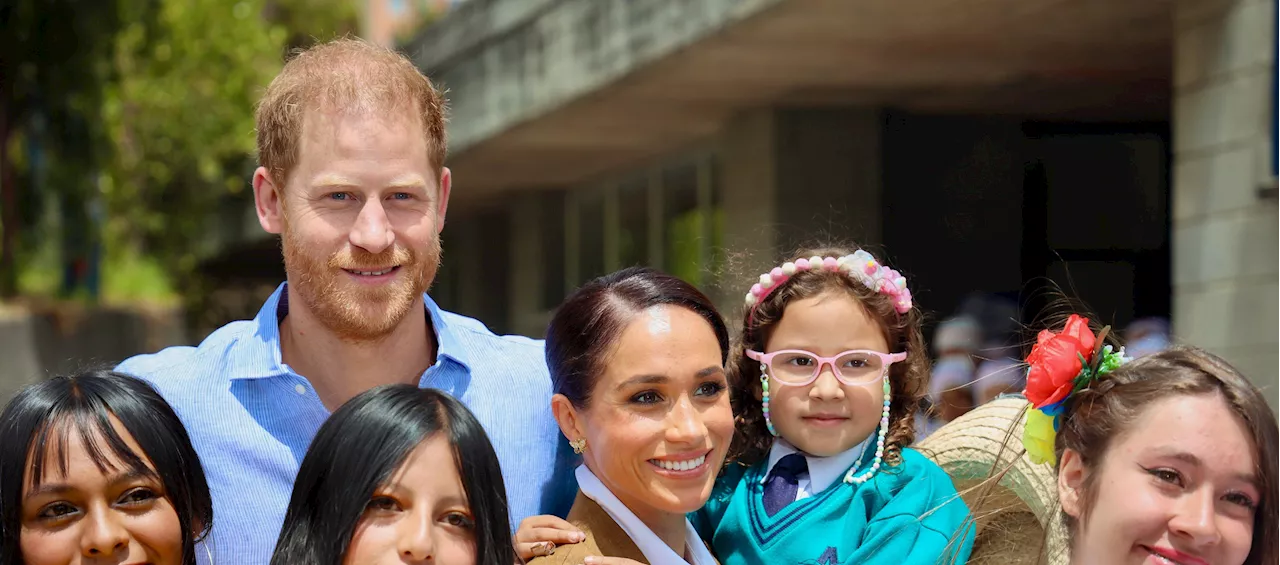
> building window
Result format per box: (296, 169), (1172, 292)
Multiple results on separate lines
(662, 160), (707, 287)
(563, 152), (722, 295)
(618, 176), (649, 269)
(540, 191), (567, 311)
(577, 191), (607, 285)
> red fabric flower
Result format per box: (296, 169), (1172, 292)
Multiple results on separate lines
(1024, 315), (1096, 408)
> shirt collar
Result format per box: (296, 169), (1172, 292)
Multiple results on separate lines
(575, 465), (716, 565)
(422, 292), (473, 373)
(231, 283), (473, 380)
(233, 283), (291, 380)
(762, 437), (871, 494)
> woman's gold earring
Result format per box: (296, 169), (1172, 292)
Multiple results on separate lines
(569, 438), (587, 454)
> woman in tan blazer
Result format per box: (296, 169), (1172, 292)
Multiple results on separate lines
(525, 268), (731, 565)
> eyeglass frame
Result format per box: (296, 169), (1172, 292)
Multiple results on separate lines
(746, 348), (908, 387)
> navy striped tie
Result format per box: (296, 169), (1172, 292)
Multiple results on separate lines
(762, 453), (807, 516)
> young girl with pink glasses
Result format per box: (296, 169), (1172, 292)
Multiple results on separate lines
(690, 245), (973, 564)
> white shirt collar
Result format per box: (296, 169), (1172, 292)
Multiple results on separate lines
(575, 465), (717, 565)
(762, 438), (869, 494)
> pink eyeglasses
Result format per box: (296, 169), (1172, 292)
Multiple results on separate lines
(746, 349), (907, 386)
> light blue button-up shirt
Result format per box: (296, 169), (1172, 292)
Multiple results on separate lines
(116, 284), (577, 565)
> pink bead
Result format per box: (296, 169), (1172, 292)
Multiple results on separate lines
(750, 283), (762, 296)
(770, 267), (784, 280)
(795, 258), (810, 270)
(822, 257), (838, 270)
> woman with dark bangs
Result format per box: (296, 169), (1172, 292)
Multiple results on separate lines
(270, 385), (516, 565)
(0, 370), (214, 565)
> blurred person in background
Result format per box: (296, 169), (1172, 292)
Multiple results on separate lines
(958, 293), (1026, 406)
(1124, 317), (1170, 359)
(918, 315), (982, 439)
(972, 340), (1025, 407)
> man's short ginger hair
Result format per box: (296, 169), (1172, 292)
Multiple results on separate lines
(255, 38), (448, 187)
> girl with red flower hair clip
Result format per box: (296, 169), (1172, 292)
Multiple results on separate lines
(1019, 314), (1278, 565)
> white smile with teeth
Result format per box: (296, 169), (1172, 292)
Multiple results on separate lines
(1147, 551), (1188, 565)
(651, 455), (706, 471)
(351, 268), (395, 276)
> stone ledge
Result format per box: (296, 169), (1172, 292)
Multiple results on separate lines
(407, 0), (781, 155)
(1173, 145), (1259, 221)
(1174, 68), (1272, 153)
(1172, 208), (1278, 287)
(1173, 278), (1279, 349)
(0, 315), (42, 406)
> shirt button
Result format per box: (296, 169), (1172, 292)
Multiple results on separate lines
(294, 384), (307, 395)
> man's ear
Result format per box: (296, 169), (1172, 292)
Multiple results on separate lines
(253, 166), (285, 235)
(1058, 448), (1087, 519)
(435, 166), (451, 233)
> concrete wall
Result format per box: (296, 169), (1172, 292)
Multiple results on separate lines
(407, 0), (783, 154)
(774, 108), (885, 253)
(718, 107), (885, 311)
(0, 307), (189, 406)
(0, 313), (43, 406)
(448, 105), (888, 334)
(1171, 0), (1278, 407)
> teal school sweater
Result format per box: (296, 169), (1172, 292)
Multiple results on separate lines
(691, 447), (975, 565)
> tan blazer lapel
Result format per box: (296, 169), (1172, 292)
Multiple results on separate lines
(568, 492), (648, 562)
(527, 491), (649, 565)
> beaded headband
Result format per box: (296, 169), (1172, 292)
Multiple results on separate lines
(1021, 314), (1129, 466)
(743, 250), (913, 323)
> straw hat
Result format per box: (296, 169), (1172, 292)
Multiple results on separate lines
(915, 396), (1070, 565)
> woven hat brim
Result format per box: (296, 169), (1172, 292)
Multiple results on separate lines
(916, 396), (1070, 565)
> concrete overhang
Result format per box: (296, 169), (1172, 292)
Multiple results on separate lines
(406, 0), (1172, 209)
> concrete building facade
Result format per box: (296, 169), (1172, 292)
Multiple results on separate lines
(1171, 0), (1277, 400)
(399, 0), (1277, 402)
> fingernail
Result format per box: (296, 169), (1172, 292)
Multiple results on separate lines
(575, 531), (587, 542)
(584, 558), (599, 564)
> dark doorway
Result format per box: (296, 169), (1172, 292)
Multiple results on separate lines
(1020, 122), (1172, 332)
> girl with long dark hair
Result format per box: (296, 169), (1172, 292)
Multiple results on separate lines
(270, 385), (516, 565)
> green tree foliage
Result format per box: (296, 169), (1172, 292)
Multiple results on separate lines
(101, 0), (287, 282)
(0, 0), (130, 297)
(102, 0), (357, 289)
(1, 0), (357, 301)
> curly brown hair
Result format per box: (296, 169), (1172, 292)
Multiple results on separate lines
(726, 245), (930, 468)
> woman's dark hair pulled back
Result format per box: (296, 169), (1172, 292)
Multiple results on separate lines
(546, 266), (730, 408)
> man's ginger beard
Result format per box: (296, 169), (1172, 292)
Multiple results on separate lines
(281, 212), (441, 342)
